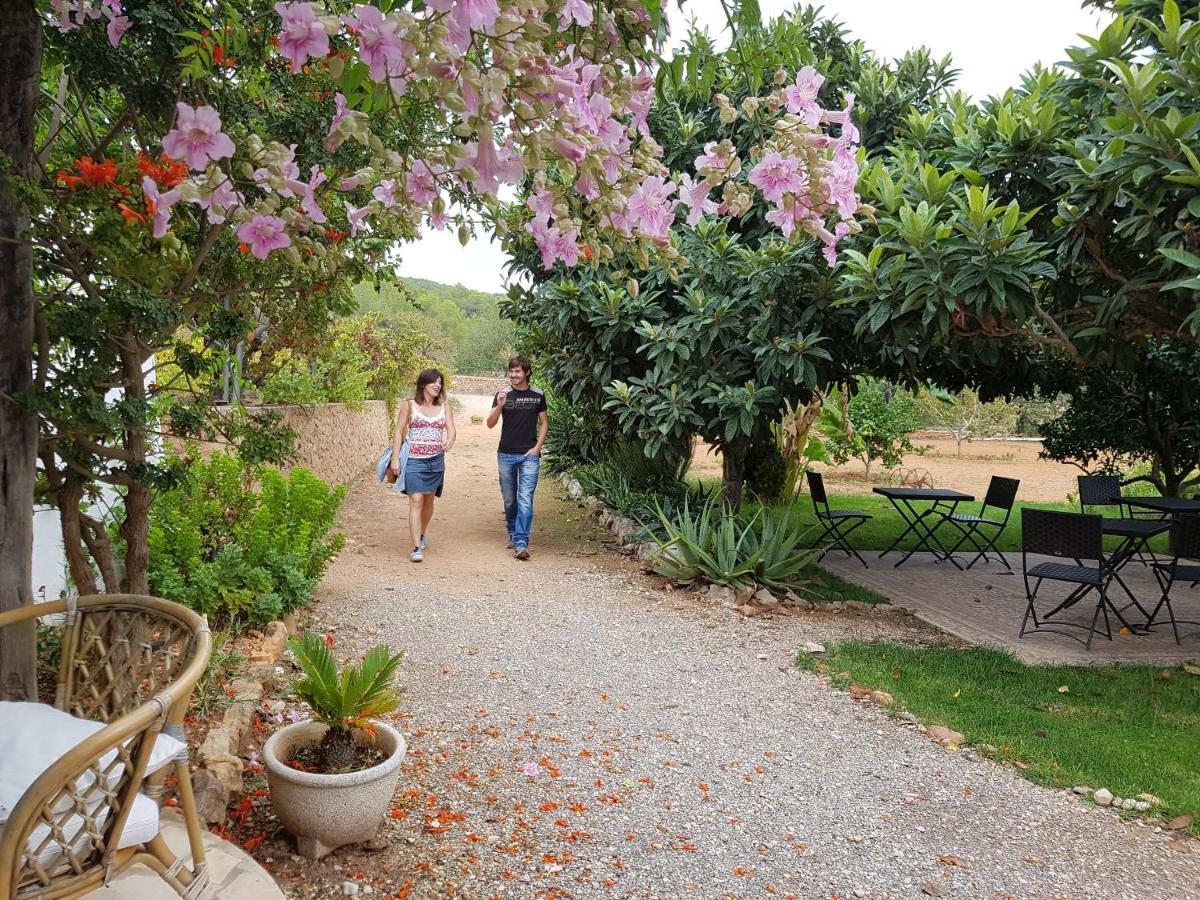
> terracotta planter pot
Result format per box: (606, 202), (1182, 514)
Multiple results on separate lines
(264, 719), (406, 859)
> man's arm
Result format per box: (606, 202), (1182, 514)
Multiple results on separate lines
(527, 410), (548, 456)
(487, 388), (507, 428)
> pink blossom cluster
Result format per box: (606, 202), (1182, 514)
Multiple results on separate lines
(695, 67), (863, 265)
(94, 0), (667, 263)
(47, 0), (130, 47)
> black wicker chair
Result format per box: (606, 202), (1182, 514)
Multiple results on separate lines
(1077, 474), (1129, 517)
(807, 470), (872, 568)
(1146, 516), (1200, 644)
(1020, 508), (1118, 651)
(939, 476), (1020, 569)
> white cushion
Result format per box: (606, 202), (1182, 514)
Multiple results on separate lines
(24, 790), (160, 869)
(0, 701), (185, 824)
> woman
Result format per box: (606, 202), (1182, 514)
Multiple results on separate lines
(390, 368), (455, 562)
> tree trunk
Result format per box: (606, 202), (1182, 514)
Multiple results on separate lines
(721, 438), (748, 511)
(0, 0), (42, 701)
(954, 432), (963, 458)
(118, 336), (152, 594)
(59, 475), (99, 596)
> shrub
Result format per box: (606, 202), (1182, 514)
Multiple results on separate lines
(543, 392), (609, 475)
(148, 449), (346, 628)
(745, 437), (788, 503)
(827, 378), (921, 480)
(649, 496), (815, 592)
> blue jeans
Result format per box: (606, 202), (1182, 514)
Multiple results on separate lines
(498, 452), (540, 548)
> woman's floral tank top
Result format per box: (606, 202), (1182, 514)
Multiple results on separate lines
(408, 404), (446, 458)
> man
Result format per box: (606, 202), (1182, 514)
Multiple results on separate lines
(487, 355), (548, 559)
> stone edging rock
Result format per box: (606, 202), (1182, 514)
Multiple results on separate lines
(559, 473), (659, 563)
(193, 620), (291, 823)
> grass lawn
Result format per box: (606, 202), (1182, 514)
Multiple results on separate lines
(797, 640), (1200, 828)
(802, 566), (890, 605)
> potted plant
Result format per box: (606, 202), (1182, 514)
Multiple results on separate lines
(263, 633), (407, 859)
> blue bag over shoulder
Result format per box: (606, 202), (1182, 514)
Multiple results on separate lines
(376, 441), (410, 492)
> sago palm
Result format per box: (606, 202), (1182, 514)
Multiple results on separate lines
(289, 633), (405, 771)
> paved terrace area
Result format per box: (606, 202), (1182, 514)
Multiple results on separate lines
(822, 552), (1200, 666)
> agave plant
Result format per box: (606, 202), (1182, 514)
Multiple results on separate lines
(288, 633), (405, 771)
(650, 496), (816, 593)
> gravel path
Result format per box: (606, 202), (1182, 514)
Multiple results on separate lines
(283, 400), (1199, 899)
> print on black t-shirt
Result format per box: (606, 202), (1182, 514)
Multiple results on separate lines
(493, 387), (547, 454)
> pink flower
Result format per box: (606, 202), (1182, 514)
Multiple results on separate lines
(825, 145), (860, 219)
(822, 222), (852, 266)
(522, 761), (540, 778)
(191, 172), (242, 224)
(106, 14), (131, 46)
(275, 2), (329, 74)
(286, 164), (329, 223)
(162, 103), (235, 172)
(574, 171), (599, 200)
(694, 141), (737, 180)
(236, 213), (291, 259)
(464, 132), (523, 197)
(785, 66), (825, 127)
(823, 93), (860, 145)
(405, 165), (439, 206)
(141, 176), (180, 239)
(345, 4), (408, 84)
(676, 173), (717, 227)
(344, 201), (370, 236)
(625, 175), (677, 240)
(450, 0), (501, 33)
(553, 134), (587, 165)
(748, 152), (806, 203)
(527, 188), (555, 223)
(534, 223), (581, 268)
(558, 0), (593, 28)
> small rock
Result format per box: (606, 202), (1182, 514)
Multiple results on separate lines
(1121, 798), (1137, 810)
(801, 641), (826, 654)
(1137, 793), (1165, 807)
(1072, 786), (1092, 796)
(1167, 814), (1193, 831)
(754, 588), (778, 606)
(1168, 841), (1192, 854)
(1134, 801), (1151, 812)
(1093, 788), (1113, 807)
(342, 881), (360, 896)
(846, 834), (865, 844)
(928, 725), (965, 746)
(264, 699), (286, 716)
(738, 603), (760, 617)
(848, 683), (872, 701)
(870, 690), (894, 706)
(708, 584), (734, 602)
(756, 654), (769, 661)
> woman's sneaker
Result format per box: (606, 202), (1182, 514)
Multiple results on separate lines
(419, 534), (428, 550)
(410, 547), (424, 563)
(514, 546), (530, 560)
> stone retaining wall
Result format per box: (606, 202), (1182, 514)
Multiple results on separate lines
(270, 401), (393, 486)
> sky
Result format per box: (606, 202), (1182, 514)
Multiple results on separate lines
(396, 0), (1108, 295)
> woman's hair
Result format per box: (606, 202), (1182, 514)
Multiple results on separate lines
(414, 368), (445, 405)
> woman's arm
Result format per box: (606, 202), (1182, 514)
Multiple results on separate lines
(390, 400), (410, 471)
(444, 401), (456, 451)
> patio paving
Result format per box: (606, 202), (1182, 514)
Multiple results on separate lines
(86, 808), (282, 900)
(821, 551), (1200, 666)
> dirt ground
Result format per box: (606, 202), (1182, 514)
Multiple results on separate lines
(690, 434), (1081, 503)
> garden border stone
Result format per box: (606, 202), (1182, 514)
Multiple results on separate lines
(193, 619), (292, 824)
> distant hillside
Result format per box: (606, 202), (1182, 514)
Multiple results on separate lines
(351, 278), (515, 375)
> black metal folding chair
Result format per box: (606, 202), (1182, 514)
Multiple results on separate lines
(1078, 474), (1158, 566)
(1146, 516), (1200, 645)
(1020, 508), (1119, 651)
(807, 470), (872, 568)
(939, 476), (1020, 569)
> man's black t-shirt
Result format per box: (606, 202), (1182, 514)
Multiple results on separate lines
(494, 387), (547, 454)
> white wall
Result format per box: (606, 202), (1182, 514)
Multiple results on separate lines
(32, 506), (68, 602)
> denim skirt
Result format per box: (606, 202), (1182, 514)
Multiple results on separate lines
(403, 453), (445, 497)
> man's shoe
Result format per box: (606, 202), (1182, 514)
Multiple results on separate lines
(505, 537), (516, 549)
(410, 548), (424, 563)
(514, 546), (531, 560)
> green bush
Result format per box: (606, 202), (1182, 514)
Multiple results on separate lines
(148, 449), (346, 628)
(649, 496), (815, 592)
(543, 392), (609, 475)
(745, 437), (788, 503)
(574, 440), (694, 521)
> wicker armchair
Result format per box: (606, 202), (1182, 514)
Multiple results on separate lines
(0, 594), (212, 900)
